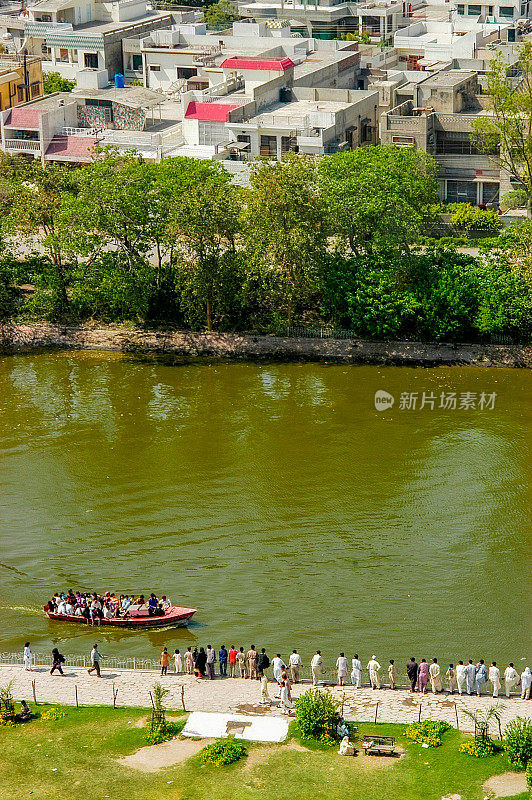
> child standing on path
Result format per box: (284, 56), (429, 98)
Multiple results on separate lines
(160, 647), (170, 676)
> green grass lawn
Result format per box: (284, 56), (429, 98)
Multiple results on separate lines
(0, 704), (528, 800)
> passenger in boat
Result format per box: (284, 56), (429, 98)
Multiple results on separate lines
(90, 595), (102, 626)
(46, 598), (56, 612)
(148, 594), (159, 616)
(64, 600), (74, 615)
(109, 593), (119, 617)
(57, 598), (67, 615)
(160, 596), (171, 612)
(135, 594), (146, 608)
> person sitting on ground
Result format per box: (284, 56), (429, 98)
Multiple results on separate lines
(338, 735), (355, 756)
(15, 700), (32, 722)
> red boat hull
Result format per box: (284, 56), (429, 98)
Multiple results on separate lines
(44, 605), (197, 629)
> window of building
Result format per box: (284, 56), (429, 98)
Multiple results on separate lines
(482, 182), (499, 204)
(177, 67), (196, 79)
(488, 4), (494, 11)
(199, 122), (226, 147)
(446, 180), (478, 204)
(260, 135), (277, 157)
(436, 131), (486, 155)
(281, 135), (297, 153)
(150, 65), (161, 71)
(30, 81), (41, 98)
(499, 5), (514, 14)
(84, 52), (98, 69)
(457, 3), (465, 12)
(468, 4), (481, 13)
(132, 54), (142, 71)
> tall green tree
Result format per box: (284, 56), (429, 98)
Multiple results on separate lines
(243, 153), (327, 325)
(168, 159), (242, 330)
(318, 145), (438, 255)
(472, 43), (532, 214)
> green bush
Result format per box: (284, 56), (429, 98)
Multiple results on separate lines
(450, 203), (501, 233)
(145, 721), (181, 745)
(459, 737), (500, 758)
(294, 689), (340, 744)
(405, 720), (451, 747)
(526, 758), (532, 788)
(503, 717), (532, 770)
(200, 739), (247, 766)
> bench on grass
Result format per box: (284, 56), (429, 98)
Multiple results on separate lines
(362, 735), (396, 756)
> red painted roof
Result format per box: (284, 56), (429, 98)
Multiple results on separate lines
(221, 57), (295, 71)
(45, 134), (97, 160)
(184, 101), (240, 122)
(4, 107), (44, 129)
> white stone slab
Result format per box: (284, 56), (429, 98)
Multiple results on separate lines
(181, 711), (289, 743)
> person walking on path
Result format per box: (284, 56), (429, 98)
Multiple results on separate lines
(184, 647), (194, 675)
(456, 661), (467, 696)
(388, 659), (398, 689)
(504, 663), (519, 697)
(259, 674), (270, 704)
(23, 642), (32, 672)
(289, 650), (302, 684)
(173, 649), (182, 674)
(351, 654), (362, 688)
(50, 647), (65, 676)
(279, 678), (294, 715)
(406, 658), (418, 692)
(160, 647), (170, 676)
(475, 660), (488, 696)
(520, 667), (532, 699)
(446, 664), (457, 694)
(257, 649), (270, 679)
(336, 653), (348, 686)
(465, 660), (476, 695)
(311, 651), (324, 686)
(429, 659), (442, 693)
(237, 647), (247, 678)
(418, 659), (429, 694)
(219, 645), (228, 677)
(88, 644), (103, 678)
(206, 645), (216, 679)
(489, 662), (501, 697)
(228, 645), (238, 678)
(367, 655), (381, 689)
(247, 646), (258, 680)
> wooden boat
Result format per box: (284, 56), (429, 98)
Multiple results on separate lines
(44, 603), (197, 629)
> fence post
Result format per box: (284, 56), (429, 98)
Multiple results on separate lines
(113, 683), (118, 709)
(75, 685), (78, 708)
(32, 679), (37, 705)
(181, 686), (186, 712)
(133, 657), (136, 670)
(374, 702), (379, 724)
(454, 703), (459, 730)
(418, 702), (422, 723)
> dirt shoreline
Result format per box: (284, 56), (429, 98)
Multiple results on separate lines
(0, 323), (530, 368)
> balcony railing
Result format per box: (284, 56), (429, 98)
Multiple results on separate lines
(3, 138), (41, 152)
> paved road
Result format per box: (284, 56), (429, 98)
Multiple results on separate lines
(1, 664), (529, 733)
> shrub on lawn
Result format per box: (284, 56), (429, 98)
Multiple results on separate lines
(405, 720), (451, 747)
(39, 708), (65, 722)
(145, 721), (181, 745)
(459, 737), (500, 758)
(200, 739), (247, 766)
(526, 758), (532, 788)
(503, 717), (532, 770)
(294, 689), (340, 745)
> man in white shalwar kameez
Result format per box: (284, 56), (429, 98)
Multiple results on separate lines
(456, 661), (467, 695)
(367, 656), (381, 689)
(351, 654), (362, 687)
(429, 659), (442, 693)
(465, 660), (476, 695)
(336, 653), (348, 686)
(504, 663), (519, 697)
(489, 662), (501, 697)
(311, 651), (324, 686)
(23, 642), (32, 671)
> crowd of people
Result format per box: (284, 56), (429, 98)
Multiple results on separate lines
(45, 590), (172, 623)
(155, 646), (532, 701)
(21, 640), (532, 702)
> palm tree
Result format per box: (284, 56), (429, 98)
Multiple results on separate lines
(461, 703), (503, 741)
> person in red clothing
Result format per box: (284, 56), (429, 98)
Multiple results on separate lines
(228, 645), (238, 678)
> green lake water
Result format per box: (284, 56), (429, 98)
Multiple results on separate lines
(0, 352), (530, 672)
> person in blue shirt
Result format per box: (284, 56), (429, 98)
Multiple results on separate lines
(219, 645), (228, 677)
(148, 593), (158, 616)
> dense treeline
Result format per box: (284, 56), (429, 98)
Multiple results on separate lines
(0, 147), (530, 342)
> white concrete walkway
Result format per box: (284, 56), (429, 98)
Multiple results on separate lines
(1, 664), (529, 734)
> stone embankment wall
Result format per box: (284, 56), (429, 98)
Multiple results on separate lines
(0, 323), (530, 367)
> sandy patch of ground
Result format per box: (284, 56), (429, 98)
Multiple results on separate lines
(117, 737), (213, 772)
(483, 772), (528, 797)
(243, 740), (309, 770)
